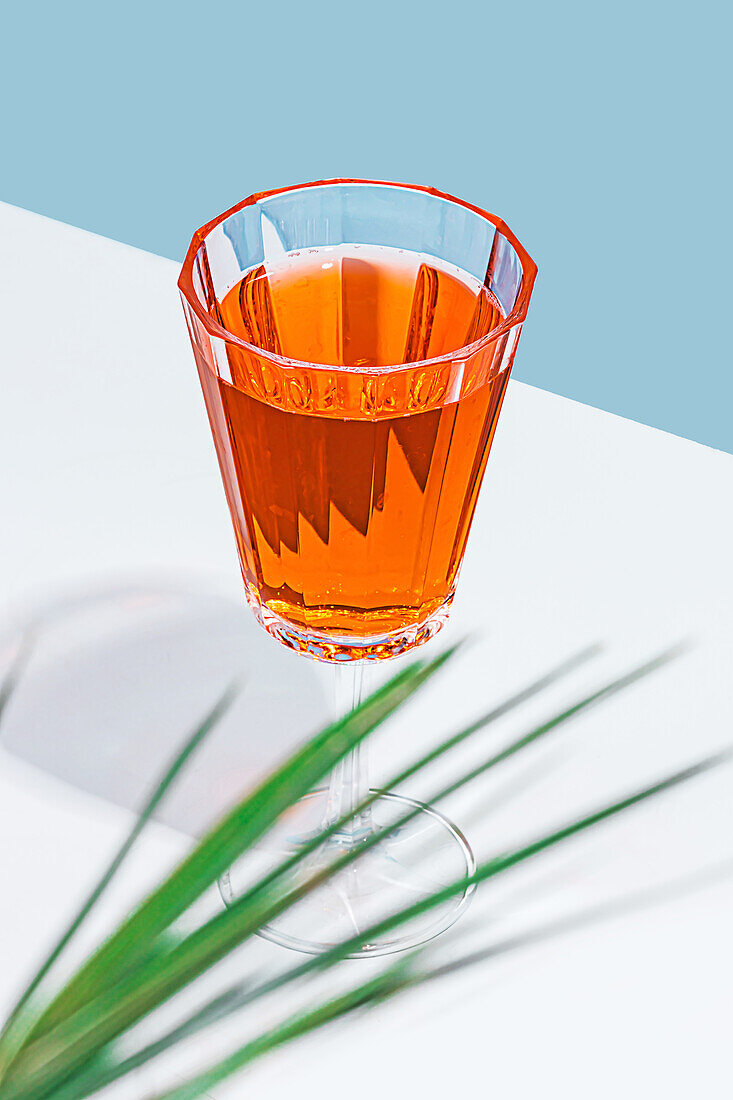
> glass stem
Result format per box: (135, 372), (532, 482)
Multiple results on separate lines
(323, 662), (374, 846)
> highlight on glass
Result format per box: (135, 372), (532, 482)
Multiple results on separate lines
(179, 180), (537, 955)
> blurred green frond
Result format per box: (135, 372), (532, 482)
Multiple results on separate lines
(0, 643), (719, 1100)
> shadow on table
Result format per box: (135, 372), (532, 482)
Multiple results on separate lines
(0, 580), (330, 837)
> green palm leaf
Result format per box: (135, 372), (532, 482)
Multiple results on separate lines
(0, 642), (721, 1100)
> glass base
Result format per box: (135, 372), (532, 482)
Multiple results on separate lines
(219, 789), (475, 957)
(249, 593), (454, 662)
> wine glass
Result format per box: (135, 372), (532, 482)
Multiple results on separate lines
(179, 180), (537, 955)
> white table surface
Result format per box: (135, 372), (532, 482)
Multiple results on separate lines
(1, 200), (732, 1098)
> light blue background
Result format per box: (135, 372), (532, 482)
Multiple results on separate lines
(3, 1), (729, 451)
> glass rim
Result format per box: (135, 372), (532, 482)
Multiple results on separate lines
(178, 178), (538, 374)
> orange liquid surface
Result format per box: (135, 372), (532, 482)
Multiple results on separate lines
(210, 246), (509, 643)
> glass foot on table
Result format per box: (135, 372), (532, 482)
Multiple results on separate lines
(219, 789), (475, 958)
